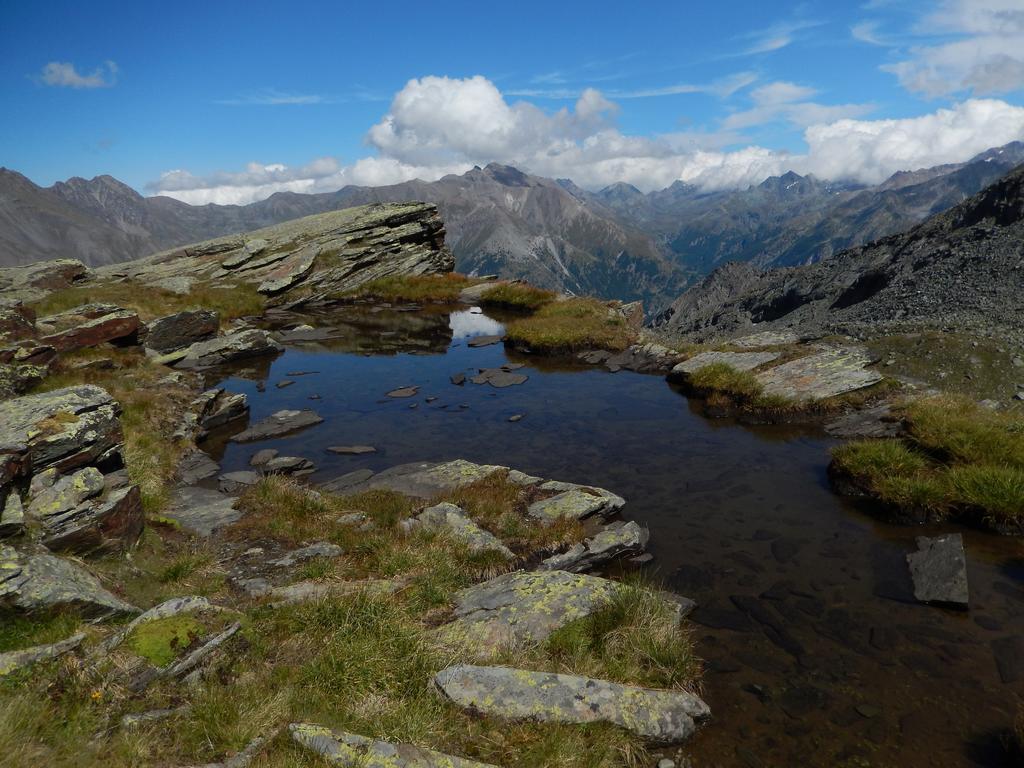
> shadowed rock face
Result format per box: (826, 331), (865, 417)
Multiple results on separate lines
(654, 162), (1024, 346)
(95, 202), (454, 307)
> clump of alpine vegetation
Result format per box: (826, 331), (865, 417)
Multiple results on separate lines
(830, 395), (1024, 531)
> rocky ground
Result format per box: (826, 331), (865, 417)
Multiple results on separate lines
(1, 195), (1018, 766)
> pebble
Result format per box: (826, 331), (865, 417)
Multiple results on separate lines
(508, 414), (525, 422)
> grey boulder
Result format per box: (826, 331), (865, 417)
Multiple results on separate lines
(289, 723), (498, 767)
(907, 534), (969, 608)
(144, 309), (219, 353)
(174, 329), (282, 370)
(539, 521), (648, 573)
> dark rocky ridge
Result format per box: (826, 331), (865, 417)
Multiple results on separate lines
(653, 162), (1024, 346)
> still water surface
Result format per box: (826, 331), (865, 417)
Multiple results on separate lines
(207, 305), (1024, 767)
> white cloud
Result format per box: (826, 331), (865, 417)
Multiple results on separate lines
(851, 21), (887, 46)
(884, 0), (1024, 96)
(148, 76), (1024, 203)
(38, 60), (117, 89)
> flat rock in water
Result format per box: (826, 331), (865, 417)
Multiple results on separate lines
(414, 503), (514, 559)
(450, 372), (466, 385)
(289, 723), (499, 768)
(230, 409), (323, 442)
(327, 445), (376, 455)
(0, 544), (139, 619)
(249, 449), (279, 467)
(671, 350), (780, 377)
(539, 521), (648, 573)
(174, 329), (283, 370)
(906, 534), (969, 608)
(262, 456), (315, 475)
(0, 632), (85, 677)
(756, 346), (882, 401)
(471, 368), (528, 388)
(435, 570), (622, 653)
(467, 335), (502, 348)
(386, 386), (419, 398)
(165, 486), (240, 536)
(435, 664), (710, 744)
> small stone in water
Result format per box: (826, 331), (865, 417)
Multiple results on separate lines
(508, 414), (524, 422)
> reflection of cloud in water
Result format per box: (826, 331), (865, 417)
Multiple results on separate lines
(448, 309), (504, 339)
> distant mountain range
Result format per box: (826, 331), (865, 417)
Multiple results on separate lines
(2, 142), (1023, 310)
(654, 158), (1024, 344)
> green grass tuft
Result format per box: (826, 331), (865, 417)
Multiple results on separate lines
(343, 273), (472, 303)
(478, 283), (557, 312)
(504, 298), (636, 353)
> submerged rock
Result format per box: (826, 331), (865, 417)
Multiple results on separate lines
(289, 723), (499, 768)
(539, 521), (648, 573)
(174, 329), (283, 370)
(0, 544), (139, 619)
(327, 445), (376, 455)
(435, 664), (710, 743)
(436, 570), (623, 653)
(413, 503), (514, 559)
(907, 534), (969, 608)
(0, 632), (85, 677)
(230, 409), (323, 442)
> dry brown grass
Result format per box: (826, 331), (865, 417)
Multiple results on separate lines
(505, 298), (636, 353)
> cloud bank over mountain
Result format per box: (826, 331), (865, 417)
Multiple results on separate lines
(149, 73), (1024, 205)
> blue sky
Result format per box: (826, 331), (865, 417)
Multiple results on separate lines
(2, 0), (1023, 201)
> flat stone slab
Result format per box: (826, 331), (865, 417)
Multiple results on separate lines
(756, 346), (882, 401)
(39, 306), (140, 353)
(165, 486), (240, 536)
(337, 460), (508, 499)
(470, 368), (529, 388)
(907, 534), (969, 608)
(467, 335), (503, 348)
(436, 570), (622, 653)
(0, 632), (85, 677)
(435, 665), (710, 744)
(101, 595), (214, 652)
(414, 503), (513, 559)
(0, 544), (139, 619)
(177, 449), (220, 485)
(671, 350), (780, 377)
(270, 542), (343, 568)
(729, 330), (800, 348)
(289, 723), (499, 767)
(539, 521), (648, 573)
(230, 409), (323, 442)
(144, 309), (219, 353)
(386, 386), (419, 398)
(327, 445), (377, 455)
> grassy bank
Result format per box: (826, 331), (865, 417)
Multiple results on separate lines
(340, 273), (473, 303)
(31, 281), (265, 324)
(478, 283), (557, 312)
(505, 297), (637, 353)
(0, 474), (700, 768)
(831, 395), (1024, 529)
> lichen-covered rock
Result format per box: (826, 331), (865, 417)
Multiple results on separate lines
(0, 491), (24, 538)
(435, 665), (709, 744)
(37, 304), (140, 352)
(0, 385), (122, 475)
(669, 350), (780, 378)
(0, 544), (139, 619)
(230, 409), (322, 442)
(0, 299), (37, 343)
(436, 570), (622, 653)
(527, 486), (624, 523)
(0, 362), (46, 398)
(144, 309), (219, 353)
(339, 460), (508, 498)
(755, 346), (882, 401)
(175, 387), (249, 442)
(0, 259), (89, 303)
(414, 503), (514, 559)
(0, 632), (85, 677)
(40, 484), (144, 556)
(539, 521), (648, 573)
(289, 723), (499, 768)
(27, 466), (105, 519)
(174, 329), (282, 370)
